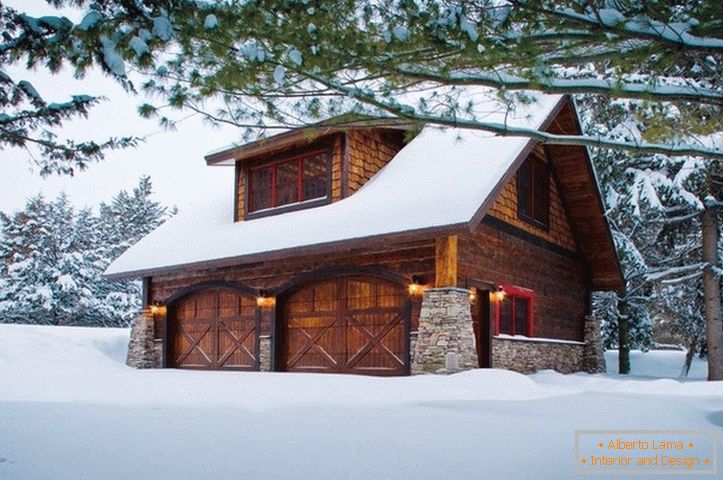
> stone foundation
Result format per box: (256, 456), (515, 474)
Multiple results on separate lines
(411, 288), (478, 374)
(492, 336), (585, 374)
(126, 312), (162, 368)
(259, 335), (272, 372)
(491, 315), (607, 374)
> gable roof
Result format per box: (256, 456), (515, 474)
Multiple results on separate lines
(105, 94), (623, 291)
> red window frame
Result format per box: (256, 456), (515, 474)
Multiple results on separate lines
(247, 148), (330, 214)
(517, 155), (550, 229)
(494, 284), (534, 337)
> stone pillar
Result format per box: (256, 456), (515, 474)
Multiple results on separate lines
(411, 288), (478, 374)
(582, 315), (606, 373)
(259, 335), (272, 372)
(126, 311), (162, 368)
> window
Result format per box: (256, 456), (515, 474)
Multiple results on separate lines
(517, 156), (550, 228)
(495, 285), (534, 337)
(248, 149), (330, 214)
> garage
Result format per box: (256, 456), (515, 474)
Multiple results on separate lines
(280, 276), (410, 376)
(168, 287), (258, 369)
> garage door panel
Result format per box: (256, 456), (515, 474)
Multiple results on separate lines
(218, 292), (240, 317)
(283, 276), (409, 376)
(352, 347), (404, 372)
(170, 287), (258, 370)
(377, 283), (405, 307)
(346, 281), (375, 309)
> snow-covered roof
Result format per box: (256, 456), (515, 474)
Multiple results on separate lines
(105, 94), (564, 279)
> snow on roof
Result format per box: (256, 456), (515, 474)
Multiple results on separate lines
(105, 94), (563, 278)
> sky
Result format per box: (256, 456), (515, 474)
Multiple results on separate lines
(0, 1), (243, 213)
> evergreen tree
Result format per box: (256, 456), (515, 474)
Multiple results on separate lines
(0, 177), (171, 327)
(1, 0), (720, 175)
(582, 95), (720, 376)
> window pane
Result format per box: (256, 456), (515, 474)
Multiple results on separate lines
(499, 298), (513, 334)
(533, 160), (549, 225)
(302, 153), (328, 201)
(517, 160), (532, 218)
(514, 297), (529, 335)
(250, 167), (272, 211)
(275, 160), (299, 206)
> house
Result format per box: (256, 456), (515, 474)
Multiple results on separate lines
(107, 93), (623, 376)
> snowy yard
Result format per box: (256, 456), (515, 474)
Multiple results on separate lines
(1, 324), (721, 480)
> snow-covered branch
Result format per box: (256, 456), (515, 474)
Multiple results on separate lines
(299, 69), (723, 160)
(525, 3), (723, 51)
(645, 263), (706, 283)
(393, 66), (722, 106)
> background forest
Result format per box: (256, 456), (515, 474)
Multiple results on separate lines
(0, 176), (172, 327)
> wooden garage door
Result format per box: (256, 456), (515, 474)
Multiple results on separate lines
(282, 276), (409, 376)
(170, 288), (258, 370)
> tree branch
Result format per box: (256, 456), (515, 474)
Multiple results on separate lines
(298, 68), (723, 160)
(393, 66), (722, 106)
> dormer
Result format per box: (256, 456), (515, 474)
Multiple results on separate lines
(204, 119), (414, 221)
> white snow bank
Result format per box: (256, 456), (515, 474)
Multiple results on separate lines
(1, 324), (719, 411)
(105, 94), (563, 277)
(0, 324), (567, 408)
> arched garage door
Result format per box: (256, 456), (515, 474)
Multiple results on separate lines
(280, 276), (410, 376)
(168, 287), (258, 370)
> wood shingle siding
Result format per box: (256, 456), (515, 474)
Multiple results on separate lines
(346, 130), (406, 195)
(487, 145), (577, 252)
(543, 101), (623, 291)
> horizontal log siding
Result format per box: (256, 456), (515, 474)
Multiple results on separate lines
(459, 223), (587, 342)
(347, 130), (405, 194)
(149, 239), (435, 336)
(487, 145), (576, 251)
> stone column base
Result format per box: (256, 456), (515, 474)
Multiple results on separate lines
(126, 312), (162, 368)
(259, 335), (272, 372)
(583, 315), (606, 373)
(411, 287), (478, 374)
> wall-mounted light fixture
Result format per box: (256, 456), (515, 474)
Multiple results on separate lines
(491, 285), (506, 303)
(149, 302), (167, 316)
(469, 287), (478, 304)
(256, 290), (276, 308)
(408, 275), (426, 296)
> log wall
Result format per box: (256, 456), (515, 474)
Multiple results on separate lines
(459, 221), (588, 342)
(149, 239), (435, 336)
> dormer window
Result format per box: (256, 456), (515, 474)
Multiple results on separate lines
(247, 147), (331, 216)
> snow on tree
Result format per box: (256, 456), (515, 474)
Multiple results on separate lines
(581, 94), (721, 377)
(0, 0), (721, 175)
(0, 177), (171, 327)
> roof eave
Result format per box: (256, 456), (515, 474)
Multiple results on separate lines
(204, 118), (418, 166)
(104, 222), (468, 281)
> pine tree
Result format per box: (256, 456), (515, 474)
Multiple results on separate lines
(1, 0), (720, 175)
(0, 177), (171, 327)
(581, 95), (721, 377)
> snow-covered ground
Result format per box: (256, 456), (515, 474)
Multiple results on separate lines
(1, 324), (721, 480)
